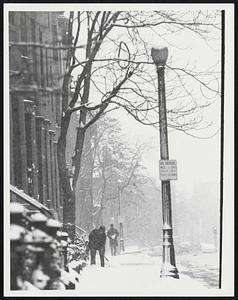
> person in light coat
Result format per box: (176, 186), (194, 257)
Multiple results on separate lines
(107, 224), (119, 256)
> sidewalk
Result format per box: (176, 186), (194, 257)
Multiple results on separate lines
(78, 252), (212, 296)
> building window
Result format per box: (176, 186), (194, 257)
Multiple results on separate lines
(11, 96), (22, 188)
(59, 44), (62, 75)
(30, 18), (36, 42)
(20, 14), (27, 41)
(51, 93), (54, 113)
(20, 13), (27, 56)
(25, 113), (34, 197)
(39, 30), (45, 87)
(48, 12), (50, 27)
(36, 119), (43, 203)
(50, 66), (53, 87)
(9, 12), (15, 25)
(31, 18), (38, 83)
(52, 25), (58, 61)
(55, 92), (61, 126)
(46, 48), (49, 86)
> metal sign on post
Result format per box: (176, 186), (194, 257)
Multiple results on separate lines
(159, 160), (177, 181)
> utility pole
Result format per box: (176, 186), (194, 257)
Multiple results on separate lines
(213, 226), (218, 252)
(118, 180), (125, 253)
(151, 47), (179, 279)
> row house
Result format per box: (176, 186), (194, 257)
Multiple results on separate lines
(9, 11), (69, 220)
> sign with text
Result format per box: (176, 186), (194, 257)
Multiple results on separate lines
(159, 160), (177, 181)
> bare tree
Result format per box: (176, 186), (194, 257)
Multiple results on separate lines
(56, 11), (221, 238)
(76, 116), (148, 230)
(94, 129), (147, 227)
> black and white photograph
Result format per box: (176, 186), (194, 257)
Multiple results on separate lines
(4, 3), (234, 297)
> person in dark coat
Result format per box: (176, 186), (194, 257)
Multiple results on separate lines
(107, 224), (119, 256)
(87, 226), (106, 267)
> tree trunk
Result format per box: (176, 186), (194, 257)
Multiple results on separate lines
(57, 113), (76, 240)
(63, 191), (76, 241)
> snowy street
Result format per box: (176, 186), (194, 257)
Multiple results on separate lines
(177, 252), (219, 289)
(78, 248), (219, 296)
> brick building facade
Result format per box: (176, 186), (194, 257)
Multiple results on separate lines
(9, 12), (69, 220)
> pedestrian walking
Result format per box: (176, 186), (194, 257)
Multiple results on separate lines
(107, 224), (119, 256)
(87, 226), (106, 267)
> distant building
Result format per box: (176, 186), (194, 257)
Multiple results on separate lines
(9, 11), (69, 220)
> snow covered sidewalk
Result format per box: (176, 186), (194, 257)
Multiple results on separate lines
(78, 252), (211, 296)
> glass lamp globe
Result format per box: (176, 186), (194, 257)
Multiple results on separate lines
(151, 47), (168, 65)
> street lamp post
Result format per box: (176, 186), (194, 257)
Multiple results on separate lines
(213, 226), (218, 252)
(118, 180), (125, 253)
(151, 46), (179, 279)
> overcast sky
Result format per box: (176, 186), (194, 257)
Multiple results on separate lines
(108, 11), (221, 196)
(114, 108), (220, 196)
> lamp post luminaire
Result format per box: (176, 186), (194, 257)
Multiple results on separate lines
(151, 47), (179, 279)
(117, 179), (125, 253)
